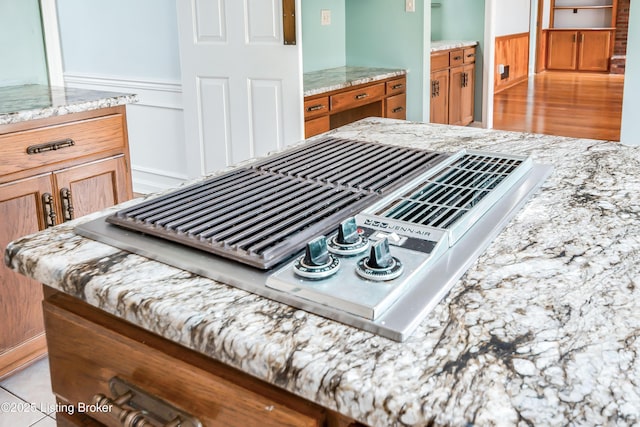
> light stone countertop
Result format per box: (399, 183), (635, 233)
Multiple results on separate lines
(0, 84), (137, 126)
(431, 40), (478, 52)
(303, 66), (407, 97)
(6, 118), (640, 426)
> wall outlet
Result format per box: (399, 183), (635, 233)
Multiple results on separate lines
(498, 64), (505, 74)
(405, 0), (415, 12)
(501, 65), (510, 80)
(321, 9), (331, 26)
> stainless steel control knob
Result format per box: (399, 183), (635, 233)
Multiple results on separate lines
(327, 217), (369, 256)
(293, 236), (340, 279)
(356, 238), (404, 281)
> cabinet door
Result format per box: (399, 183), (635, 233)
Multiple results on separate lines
(0, 174), (53, 376)
(547, 31), (578, 70)
(578, 31), (611, 71)
(459, 64), (475, 126)
(449, 66), (466, 126)
(430, 70), (449, 124)
(53, 155), (131, 222)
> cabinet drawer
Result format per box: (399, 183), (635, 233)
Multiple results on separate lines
(303, 97), (329, 119)
(330, 83), (385, 112)
(431, 52), (450, 71)
(463, 47), (476, 64)
(449, 50), (464, 67)
(0, 114), (125, 177)
(385, 93), (406, 120)
(305, 116), (330, 138)
(44, 295), (325, 427)
(386, 77), (406, 96)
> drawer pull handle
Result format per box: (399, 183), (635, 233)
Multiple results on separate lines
(466, 53), (475, 58)
(453, 56), (462, 61)
(392, 107), (405, 113)
(42, 193), (56, 228)
(60, 188), (74, 221)
(92, 377), (202, 427)
(355, 93), (369, 100)
(26, 138), (75, 155)
(391, 83), (404, 90)
(306, 104), (325, 112)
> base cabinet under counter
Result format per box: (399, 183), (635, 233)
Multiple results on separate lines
(44, 291), (366, 427)
(304, 76), (406, 138)
(430, 46), (476, 126)
(0, 106), (133, 379)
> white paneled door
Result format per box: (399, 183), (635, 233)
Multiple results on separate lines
(177, 0), (304, 178)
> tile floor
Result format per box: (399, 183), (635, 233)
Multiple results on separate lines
(0, 357), (56, 427)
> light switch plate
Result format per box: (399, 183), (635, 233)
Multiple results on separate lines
(321, 9), (331, 25)
(405, 0), (415, 12)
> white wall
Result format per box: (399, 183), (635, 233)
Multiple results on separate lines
(56, 0), (186, 193)
(620, 2), (640, 146)
(494, 0), (531, 36)
(0, 0), (48, 85)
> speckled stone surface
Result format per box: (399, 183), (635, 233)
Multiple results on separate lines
(0, 84), (137, 126)
(431, 40), (478, 52)
(7, 118), (640, 426)
(304, 66), (406, 97)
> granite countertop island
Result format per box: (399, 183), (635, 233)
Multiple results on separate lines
(0, 84), (137, 126)
(6, 118), (640, 426)
(303, 66), (407, 97)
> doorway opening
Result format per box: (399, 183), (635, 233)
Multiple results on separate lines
(492, 0), (630, 141)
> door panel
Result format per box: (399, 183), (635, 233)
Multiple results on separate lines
(199, 77), (232, 171)
(178, 0), (303, 177)
(0, 174), (52, 356)
(578, 31), (611, 72)
(53, 156), (129, 221)
(247, 0), (280, 43)
(449, 66), (464, 125)
(194, 0), (226, 42)
(250, 79), (284, 158)
(430, 70), (449, 125)
(547, 31), (578, 70)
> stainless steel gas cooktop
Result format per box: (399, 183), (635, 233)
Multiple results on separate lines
(76, 137), (552, 341)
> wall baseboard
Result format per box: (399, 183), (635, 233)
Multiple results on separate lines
(493, 75), (528, 94)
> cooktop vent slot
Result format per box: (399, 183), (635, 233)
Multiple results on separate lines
(375, 151), (532, 244)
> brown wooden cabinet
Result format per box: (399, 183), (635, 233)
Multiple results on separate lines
(43, 291), (362, 427)
(430, 47), (476, 126)
(430, 69), (449, 124)
(0, 106), (133, 379)
(304, 76), (406, 138)
(546, 0), (616, 72)
(547, 29), (612, 71)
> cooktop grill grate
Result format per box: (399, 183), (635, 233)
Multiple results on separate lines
(252, 137), (447, 194)
(375, 152), (530, 241)
(107, 137), (449, 269)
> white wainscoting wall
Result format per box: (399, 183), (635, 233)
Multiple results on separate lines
(64, 74), (187, 194)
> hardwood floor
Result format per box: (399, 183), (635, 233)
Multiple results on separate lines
(493, 72), (624, 141)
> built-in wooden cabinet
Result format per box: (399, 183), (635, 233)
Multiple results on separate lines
(546, 0), (617, 72)
(430, 47), (475, 126)
(304, 76), (406, 138)
(547, 29), (613, 71)
(44, 291), (363, 427)
(0, 106), (133, 379)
